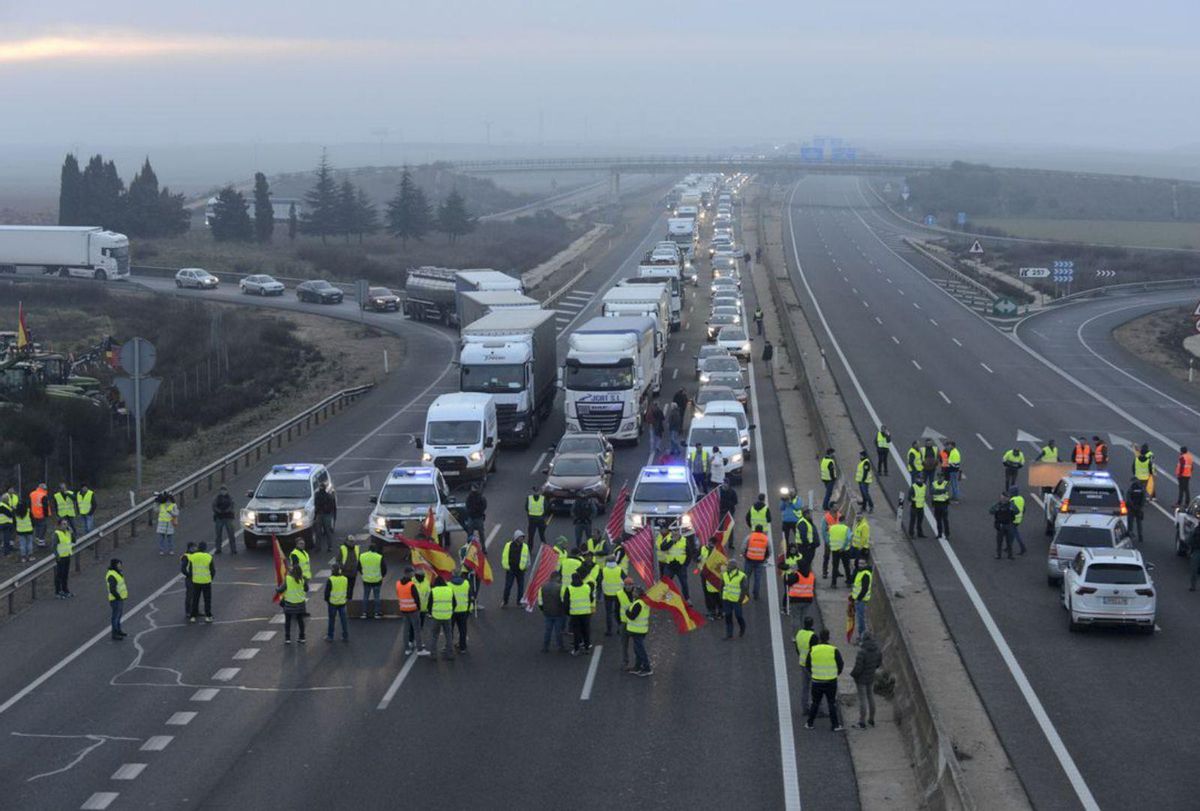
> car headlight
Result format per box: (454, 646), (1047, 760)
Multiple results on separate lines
(733, 315), (741, 324)
(742, 343), (751, 352)
(699, 373), (711, 383)
(372, 515), (386, 532)
(731, 453), (744, 465)
(681, 514), (693, 529)
(241, 509), (256, 525)
(291, 510), (306, 526)
(693, 408), (704, 419)
(469, 451), (483, 462)
(421, 452), (433, 462)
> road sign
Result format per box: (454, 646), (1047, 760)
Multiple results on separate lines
(1094, 269), (1116, 279)
(1052, 260), (1075, 283)
(1019, 267), (1051, 279)
(969, 240), (984, 254)
(957, 212), (968, 226)
(901, 191), (910, 201)
(1194, 317), (1200, 334)
(800, 147), (823, 161)
(113, 376), (161, 417)
(355, 278), (370, 304)
(992, 297), (1018, 316)
(923, 214), (936, 226)
(884, 182), (893, 193)
(119, 337), (156, 375)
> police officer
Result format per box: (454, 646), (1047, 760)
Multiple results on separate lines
(855, 451), (874, 513)
(875, 426), (891, 476)
(907, 477), (927, 538)
(625, 586), (653, 676)
(1126, 478), (1147, 544)
(211, 485), (237, 554)
(106, 558), (127, 640)
(819, 449), (839, 511)
(53, 518), (74, 598)
(501, 530), (530, 608)
(931, 472), (951, 540)
(571, 495), (596, 548)
(464, 483), (487, 540)
(804, 629), (845, 731)
(990, 492), (1016, 560)
(314, 481), (337, 553)
(718, 480), (738, 521)
(187, 542), (215, 623)
(325, 564), (350, 642)
(526, 486), (548, 548)
(1002, 447), (1026, 491)
(722, 561), (747, 639)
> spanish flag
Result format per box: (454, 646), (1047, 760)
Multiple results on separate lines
(400, 535), (457, 581)
(270, 535), (288, 603)
(700, 513), (733, 591)
(845, 595), (856, 643)
(421, 505), (439, 545)
(462, 536), (493, 585)
(644, 576), (705, 633)
(16, 302), (30, 349)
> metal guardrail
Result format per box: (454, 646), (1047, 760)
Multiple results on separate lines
(1049, 276), (1200, 305)
(0, 383), (374, 615)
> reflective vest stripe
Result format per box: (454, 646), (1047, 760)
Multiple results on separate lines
(1178, 453), (1193, 478)
(855, 460), (873, 484)
(809, 644), (838, 681)
(30, 489), (48, 518)
(749, 504), (770, 528)
(1094, 443), (1108, 463)
(451, 581), (471, 613)
(566, 583), (592, 615)
(328, 575), (348, 606)
(15, 509), (33, 533)
(1074, 444), (1091, 464)
(601, 565), (624, 596)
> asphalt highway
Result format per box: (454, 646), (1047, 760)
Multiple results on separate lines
(782, 174), (1200, 810)
(0, 196), (858, 809)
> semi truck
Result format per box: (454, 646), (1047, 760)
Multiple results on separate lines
(455, 269), (522, 321)
(459, 308), (558, 444)
(0, 226), (130, 280)
(457, 290), (539, 331)
(602, 284), (671, 347)
(563, 315), (658, 441)
(667, 217), (696, 258)
(404, 266), (459, 325)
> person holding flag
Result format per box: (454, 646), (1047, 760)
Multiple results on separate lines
(698, 537), (724, 620)
(624, 586), (653, 676)
(642, 575), (705, 633)
(538, 570), (567, 652)
(450, 568), (472, 653)
(501, 530), (530, 608)
(600, 554), (626, 636)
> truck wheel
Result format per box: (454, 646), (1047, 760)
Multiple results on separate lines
(243, 532), (260, 550)
(94, 269), (107, 281)
(58, 267), (69, 278)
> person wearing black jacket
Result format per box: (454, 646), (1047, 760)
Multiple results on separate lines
(465, 484), (487, 539)
(803, 629), (845, 731)
(1126, 478), (1147, 544)
(314, 483), (337, 553)
(989, 493), (1016, 559)
(211, 485), (237, 554)
(718, 481), (738, 521)
(180, 542), (196, 619)
(571, 495), (595, 547)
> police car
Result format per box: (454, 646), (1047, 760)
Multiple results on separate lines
(368, 466), (461, 545)
(625, 465), (699, 536)
(241, 464), (332, 549)
(1043, 470), (1126, 536)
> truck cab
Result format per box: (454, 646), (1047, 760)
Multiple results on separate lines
(369, 466), (460, 544)
(625, 465), (699, 536)
(241, 463), (333, 549)
(563, 316), (658, 441)
(418, 393), (499, 484)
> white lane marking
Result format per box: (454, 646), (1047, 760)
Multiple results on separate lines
(211, 668), (240, 682)
(952, 338), (963, 347)
(1017, 393), (1035, 408)
(232, 648), (259, 661)
(874, 316), (882, 325)
(745, 333), (802, 810)
(898, 289), (906, 296)
(678, 341), (686, 351)
(672, 368), (679, 379)
(0, 573), (182, 717)
(166, 711), (196, 726)
(140, 736), (173, 752)
(929, 318), (939, 327)
(315, 568), (331, 579)
(786, 183), (1099, 811)
(862, 300), (870, 309)
(269, 614), (285, 624)
(111, 763), (146, 780)
(851, 287), (859, 294)
(580, 644), (604, 700)
(913, 301), (921, 309)
(486, 524), (502, 546)
(891, 336), (900, 345)
(938, 390), (952, 404)
(251, 631), (276, 642)
(976, 433), (994, 450)
(376, 653), (419, 710)
(980, 362), (994, 374)
(562, 292), (593, 302)
(530, 451), (549, 476)
(911, 359), (922, 370)
(81, 793), (119, 810)
(886, 277), (893, 284)
(190, 688), (219, 702)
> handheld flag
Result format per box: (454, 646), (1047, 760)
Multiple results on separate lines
(643, 577), (705, 633)
(684, 488), (720, 545)
(521, 543), (562, 612)
(399, 534), (456, 581)
(270, 535), (287, 603)
(421, 506), (439, 545)
(845, 595), (856, 643)
(16, 302), (30, 350)
(700, 513), (733, 591)
(605, 484), (629, 544)
(463, 535), (494, 585)
(622, 526), (657, 586)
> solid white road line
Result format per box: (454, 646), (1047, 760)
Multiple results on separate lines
(874, 316), (882, 325)
(929, 318), (939, 327)
(1017, 393), (1035, 408)
(786, 183), (1099, 811)
(939, 390), (951, 404)
(377, 653), (419, 710)
(891, 336), (900, 345)
(530, 451), (549, 476)
(111, 763), (147, 780)
(746, 345), (802, 811)
(952, 338), (963, 347)
(911, 360), (922, 370)
(166, 711), (196, 726)
(81, 792), (119, 810)
(913, 301), (921, 309)
(579, 644), (603, 700)
(976, 433), (994, 451)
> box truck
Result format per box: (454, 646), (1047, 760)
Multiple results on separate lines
(457, 290), (539, 331)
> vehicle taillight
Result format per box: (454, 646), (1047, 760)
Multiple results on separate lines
(1060, 499), (1070, 513)
(1049, 544), (1058, 557)
(1135, 588), (1154, 597)
(1075, 586), (1096, 595)
(1119, 501), (1127, 516)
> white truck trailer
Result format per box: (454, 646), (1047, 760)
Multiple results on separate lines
(0, 226), (130, 280)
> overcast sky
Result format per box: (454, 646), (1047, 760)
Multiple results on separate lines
(2, 0), (1198, 152)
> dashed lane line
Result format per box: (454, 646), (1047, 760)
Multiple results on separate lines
(166, 711), (196, 726)
(211, 668), (240, 682)
(111, 763), (146, 780)
(911, 359), (922, 370)
(81, 792), (119, 810)
(190, 688), (219, 702)
(376, 653), (419, 711)
(1017, 393), (1035, 408)
(939, 390), (952, 404)
(251, 631), (276, 643)
(980, 362), (994, 374)
(891, 336), (900, 345)
(579, 644), (603, 701)
(952, 338), (963, 347)
(232, 648), (259, 661)
(976, 433), (994, 450)
(530, 451), (549, 476)
(929, 318), (939, 327)
(139, 736), (173, 752)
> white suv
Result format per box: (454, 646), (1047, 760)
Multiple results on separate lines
(1043, 471), (1126, 535)
(242, 463), (332, 549)
(1062, 548), (1156, 634)
(369, 466), (460, 545)
(625, 465), (699, 536)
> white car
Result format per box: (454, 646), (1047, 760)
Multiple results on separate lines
(716, 326), (751, 360)
(1062, 547), (1156, 634)
(703, 399), (753, 457)
(686, 415), (744, 481)
(1044, 471), (1126, 535)
(175, 267), (219, 289)
(1046, 513), (1131, 586)
(239, 274), (285, 296)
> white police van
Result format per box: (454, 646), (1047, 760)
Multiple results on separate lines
(624, 465), (699, 536)
(369, 466), (462, 545)
(241, 463), (332, 550)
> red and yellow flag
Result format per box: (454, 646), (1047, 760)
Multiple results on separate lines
(845, 595), (856, 643)
(400, 535), (456, 581)
(16, 302), (30, 349)
(270, 535), (287, 603)
(644, 576), (705, 633)
(700, 513), (733, 591)
(462, 536), (494, 584)
(421, 505), (439, 545)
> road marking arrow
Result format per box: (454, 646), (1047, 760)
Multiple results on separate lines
(1016, 429), (1043, 447)
(921, 426), (949, 445)
(338, 475), (373, 493)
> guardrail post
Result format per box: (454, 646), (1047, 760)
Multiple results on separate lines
(233, 458), (239, 475)
(256, 445), (261, 461)
(287, 426), (292, 442)
(193, 482), (199, 499)
(207, 473), (213, 492)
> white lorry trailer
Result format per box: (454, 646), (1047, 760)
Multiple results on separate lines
(0, 225), (130, 280)
(602, 284), (671, 349)
(563, 316), (658, 442)
(457, 289), (539, 331)
(459, 308), (558, 445)
(667, 217), (696, 259)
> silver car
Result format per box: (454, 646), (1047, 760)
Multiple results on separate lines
(239, 274), (285, 296)
(175, 267), (219, 289)
(1047, 513), (1131, 586)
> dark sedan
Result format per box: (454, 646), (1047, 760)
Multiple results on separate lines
(363, 286), (401, 312)
(296, 280), (344, 304)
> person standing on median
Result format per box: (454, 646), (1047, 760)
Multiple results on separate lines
(211, 485), (238, 554)
(875, 426), (891, 477)
(819, 449), (839, 511)
(851, 633), (882, 729)
(54, 518), (74, 598)
(778, 488), (800, 545)
(155, 491), (178, 555)
(106, 558), (127, 640)
(29, 482), (49, 548)
(851, 556), (873, 642)
(187, 542), (214, 623)
(804, 629), (845, 732)
(0, 485), (16, 557)
(855, 451), (874, 514)
(14, 497), (35, 563)
(324, 563), (350, 642)
(54, 482), (77, 534)
(76, 483), (97, 535)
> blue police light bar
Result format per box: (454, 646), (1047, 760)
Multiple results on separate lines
(1070, 470), (1112, 480)
(271, 464), (313, 475)
(642, 466), (689, 480)
(390, 467), (433, 480)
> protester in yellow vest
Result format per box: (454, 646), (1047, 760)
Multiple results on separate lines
(187, 542), (214, 623)
(325, 563), (350, 643)
(276, 562), (308, 643)
(54, 519), (74, 598)
(155, 492), (179, 555)
(106, 558), (128, 640)
(624, 587), (653, 676)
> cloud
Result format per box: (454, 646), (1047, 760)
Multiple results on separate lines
(0, 31), (329, 64)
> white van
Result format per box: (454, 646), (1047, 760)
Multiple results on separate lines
(686, 415), (745, 481)
(418, 393), (499, 484)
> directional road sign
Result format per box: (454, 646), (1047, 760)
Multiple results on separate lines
(114, 376), (161, 417)
(1094, 269), (1116, 279)
(901, 191), (910, 201)
(923, 214), (936, 226)
(884, 182), (893, 193)
(1019, 267), (1051, 279)
(992, 297), (1018, 316)
(957, 212), (968, 226)
(968, 240), (984, 254)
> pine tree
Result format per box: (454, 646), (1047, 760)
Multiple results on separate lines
(337, 179), (357, 243)
(288, 203), (298, 243)
(436, 189), (474, 244)
(156, 187), (190, 236)
(300, 149), (339, 244)
(354, 187), (379, 243)
(209, 186), (254, 242)
(58, 154), (83, 226)
(125, 158), (161, 237)
(99, 159), (126, 230)
(253, 172), (274, 243)
(386, 167), (431, 247)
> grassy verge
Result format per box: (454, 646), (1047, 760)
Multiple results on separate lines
(973, 218), (1200, 250)
(1112, 307), (1199, 388)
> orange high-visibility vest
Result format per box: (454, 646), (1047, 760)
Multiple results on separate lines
(395, 581), (419, 612)
(30, 487), (48, 519)
(1178, 453), (1194, 478)
(939, 450), (949, 469)
(788, 571), (815, 600)
(1093, 443), (1108, 464)
(1073, 443), (1091, 465)
(745, 532), (769, 561)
